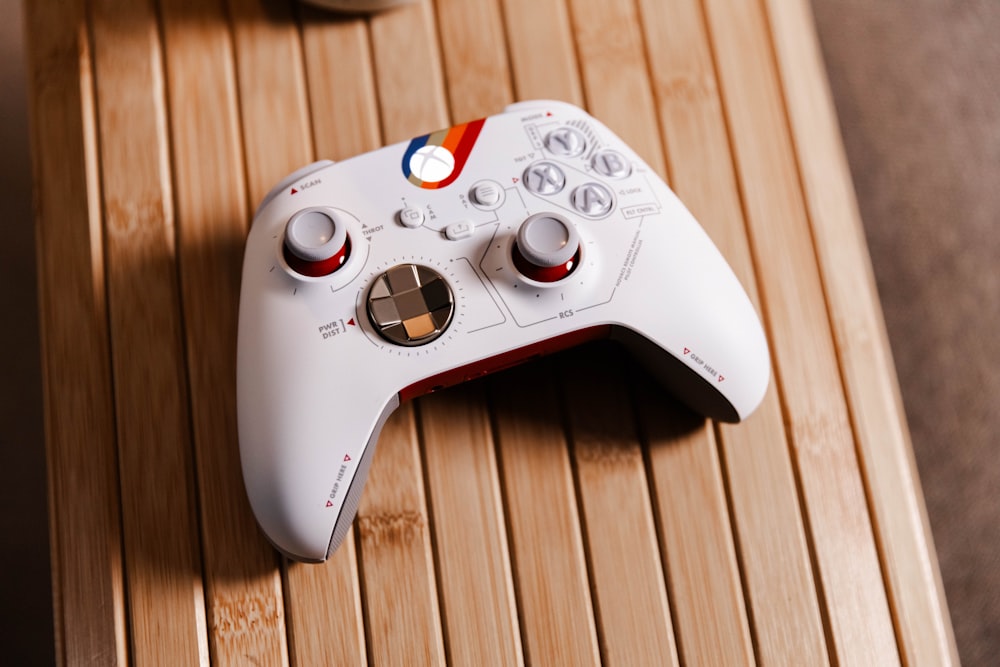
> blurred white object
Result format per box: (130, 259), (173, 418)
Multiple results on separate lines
(301, 0), (414, 12)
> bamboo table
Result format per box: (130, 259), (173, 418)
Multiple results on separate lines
(27, 0), (958, 664)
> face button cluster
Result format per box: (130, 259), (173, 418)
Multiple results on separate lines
(367, 264), (455, 346)
(521, 128), (634, 221)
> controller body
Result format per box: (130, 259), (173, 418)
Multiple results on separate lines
(237, 100), (770, 562)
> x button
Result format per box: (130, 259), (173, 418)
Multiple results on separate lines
(523, 161), (567, 196)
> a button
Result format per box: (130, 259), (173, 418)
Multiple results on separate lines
(398, 206), (425, 228)
(572, 182), (614, 217)
(523, 162), (566, 196)
(283, 207), (350, 277)
(512, 212), (581, 283)
(591, 149), (631, 178)
(545, 127), (587, 157)
(367, 264), (455, 346)
(445, 221), (475, 240)
(470, 181), (503, 208)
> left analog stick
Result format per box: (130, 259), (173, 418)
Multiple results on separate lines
(283, 208), (351, 277)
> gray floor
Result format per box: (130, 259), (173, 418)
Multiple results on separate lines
(1, 0), (996, 663)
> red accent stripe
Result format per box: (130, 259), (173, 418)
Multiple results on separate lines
(429, 118), (486, 189)
(399, 325), (611, 402)
(283, 237), (351, 277)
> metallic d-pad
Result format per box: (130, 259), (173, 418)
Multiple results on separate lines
(367, 264), (454, 346)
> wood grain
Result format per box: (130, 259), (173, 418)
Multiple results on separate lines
(227, 0), (312, 205)
(358, 6), (449, 665)
(637, 0), (829, 662)
(765, 0), (959, 663)
(565, 0), (666, 177)
(158, 0), (289, 663)
(702, 0), (899, 662)
(25, 1), (127, 663)
(419, 388), (524, 666)
(356, 403), (445, 665)
(29, 0), (958, 663)
(88, 0), (208, 662)
(288, 10), (376, 666)
(561, 345), (679, 666)
(490, 364), (601, 666)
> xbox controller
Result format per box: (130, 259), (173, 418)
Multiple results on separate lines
(237, 100), (770, 562)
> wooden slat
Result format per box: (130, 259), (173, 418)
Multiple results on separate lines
(356, 404), (445, 664)
(635, 382), (756, 665)
(500, 0), (583, 104)
(765, 1), (960, 663)
(428, 3), (526, 663)
(157, 0), (289, 663)
(226, 0), (312, 205)
(87, 0), (208, 662)
(419, 388), (524, 665)
(563, 1), (761, 662)
(506, 3), (682, 662)
(299, 9), (381, 161)
(702, 0), (899, 662)
(286, 9), (377, 666)
(561, 345), (679, 666)
(283, 551), (366, 667)
(636, 0), (829, 662)
(564, 0), (666, 176)
(368, 1), (448, 144)
(358, 3), (448, 663)
(227, 20), (326, 659)
(433, 0), (513, 120)
(25, 2), (127, 664)
(490, 364), (601, 666)
(366, 2), (526, 662)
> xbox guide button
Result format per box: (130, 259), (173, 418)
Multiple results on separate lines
(283, 207), (350, 277)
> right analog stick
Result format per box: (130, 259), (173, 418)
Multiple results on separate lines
(283, 207), (351, 277)
(512, 213), (581, 283)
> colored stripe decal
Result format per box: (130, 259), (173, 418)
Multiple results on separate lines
(401, 118), (487, 189)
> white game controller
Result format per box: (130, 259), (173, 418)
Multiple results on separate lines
(237, 100), (771, 562)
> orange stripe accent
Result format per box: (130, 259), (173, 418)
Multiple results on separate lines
(440, 123), (467, 153)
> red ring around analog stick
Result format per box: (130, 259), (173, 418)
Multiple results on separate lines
(283, 208), (351, 277)
(512, 213), (581, 283)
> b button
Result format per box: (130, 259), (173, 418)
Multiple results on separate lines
(591, 149), (631, 179)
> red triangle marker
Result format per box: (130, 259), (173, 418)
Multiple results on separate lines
(683, 347), (690, 355)
(326, 500), (333, 508)
(343, 454), (351, 462)
(718, 375), (725, 383)
(290, 187), (298, 195)
(546, 111), (553, 117)
(347, 318), (356, 326)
